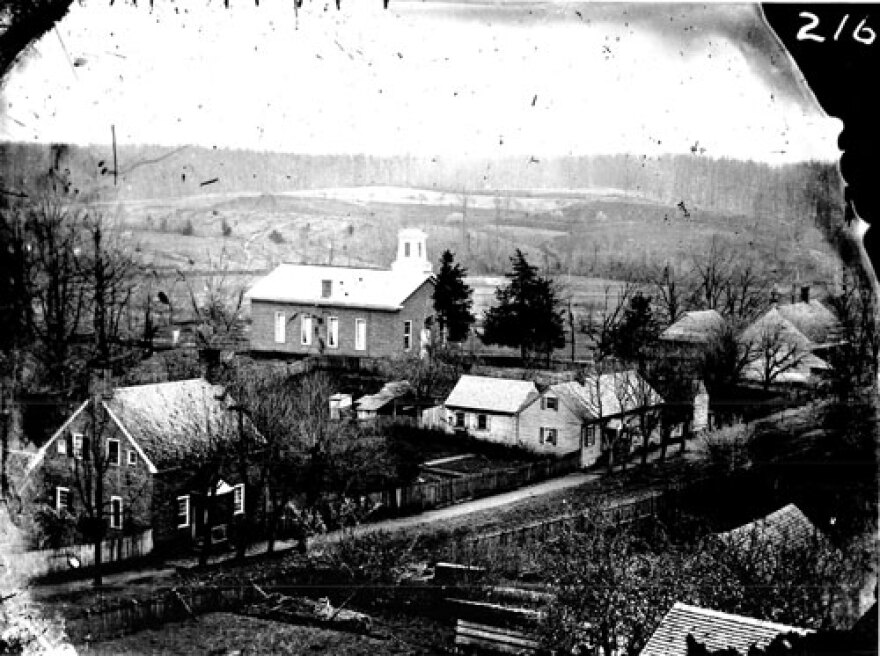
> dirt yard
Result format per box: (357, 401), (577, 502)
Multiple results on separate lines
(76, 612), (444, 655)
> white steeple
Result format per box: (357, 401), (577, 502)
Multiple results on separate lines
(391, 227), (432, 274)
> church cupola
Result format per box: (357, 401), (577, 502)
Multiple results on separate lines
(391, 227), (432, 274)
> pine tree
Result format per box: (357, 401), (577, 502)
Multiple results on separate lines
(612, 291), (659, 361)
(432, 250), (475, 344)
(481, 249), (565, 364)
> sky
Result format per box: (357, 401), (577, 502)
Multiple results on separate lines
(0, 0), (842, 164)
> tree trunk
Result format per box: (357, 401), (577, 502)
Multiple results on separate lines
(93, 468), (104, 587)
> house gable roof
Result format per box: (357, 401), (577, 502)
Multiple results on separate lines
(245, 263), (433, 311)
(660, 310), (726, 344)
(550, 371), (664, 422)
(445, 375), (539, 415)
(641, 602), (810, 656)
(24, 398), (160, 479)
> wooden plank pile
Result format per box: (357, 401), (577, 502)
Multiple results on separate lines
(447, 598), (546, 655)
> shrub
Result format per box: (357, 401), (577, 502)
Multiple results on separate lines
(695, 421), (754, 472)
(269, 229), (285, 244)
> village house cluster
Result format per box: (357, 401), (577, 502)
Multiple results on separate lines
(5, 227), (848, 570)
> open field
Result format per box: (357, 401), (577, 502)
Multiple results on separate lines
(76, 611), (443, 655)
(115, 186), (841, 288)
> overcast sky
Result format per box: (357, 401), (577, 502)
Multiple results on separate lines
(1, 1), (841, 164)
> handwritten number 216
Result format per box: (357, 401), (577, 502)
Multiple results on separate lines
(798, 12), (876, 45)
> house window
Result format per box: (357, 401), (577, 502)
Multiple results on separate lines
(321, 279), (332, 298)
(57, 436), (67, 455)
(540, 427), (558, 446)
(177, 495), (190, 528)
(404, 242), (411, 257)
(72, 433), (90, 460)
(403, 321), (413, 350)
(418, 242), (422, 257)
(232, 484), (245, 515)
(110, 496), (123, 529)
(454, 412), (465, 428)
(543, 397), (558, 411)
(585, 425), (597, 447)
(301, 315), (313, 346)
(355, 318), (367, 351)
(55, 487), (71, 512)
(107, 439), (120, 466)
(476, 414), (490, 431)
(274, 311), (286, 344)
(327, 317), (339, 349)
(128, 450), (137, 467)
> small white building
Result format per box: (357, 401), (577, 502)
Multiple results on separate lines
(443, 375), (540, 446)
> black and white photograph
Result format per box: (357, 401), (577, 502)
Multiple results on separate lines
(0, 1), (877, 654)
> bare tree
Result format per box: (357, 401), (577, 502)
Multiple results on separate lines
(24, 198), (88, 392)
(582, 282), (637, 361)
(721, 263), (770, 326)
(746, 323), (808, 391)
(652, 262), (689, 327)
(690, 236), (736, 312)
(620, 371), (663, 467)
(178, 247), (247, 349)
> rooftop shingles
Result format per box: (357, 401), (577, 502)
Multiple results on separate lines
(660, 310), (726, 344)
(640, 603), (809, 656)
(105, 378), (239, 470)
(716, 504), (824, 552)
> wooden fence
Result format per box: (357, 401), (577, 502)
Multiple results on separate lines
(66, 585), (256, 643)
(450, 491), (668, 562)
(365, 453), (580, 516)
(9, 530), (153, 581)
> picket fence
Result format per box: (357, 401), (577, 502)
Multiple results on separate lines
(66, 585), (255, 643)
(365, 454), (580, 516)
(450, 491), (667, 562)
(10, 530), (153, 581)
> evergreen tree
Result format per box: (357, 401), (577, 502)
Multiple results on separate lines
(432, 250), (475, 343)
(612, 291), (659, 361)
(481, 249), (565, 364)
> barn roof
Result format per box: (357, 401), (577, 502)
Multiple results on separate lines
(245, 263), (432, 311)
(640, 603), (810, 656)
(660, 310), (726, 344)
(550, 370), (663, 421)
(445, 375), (539, 415)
